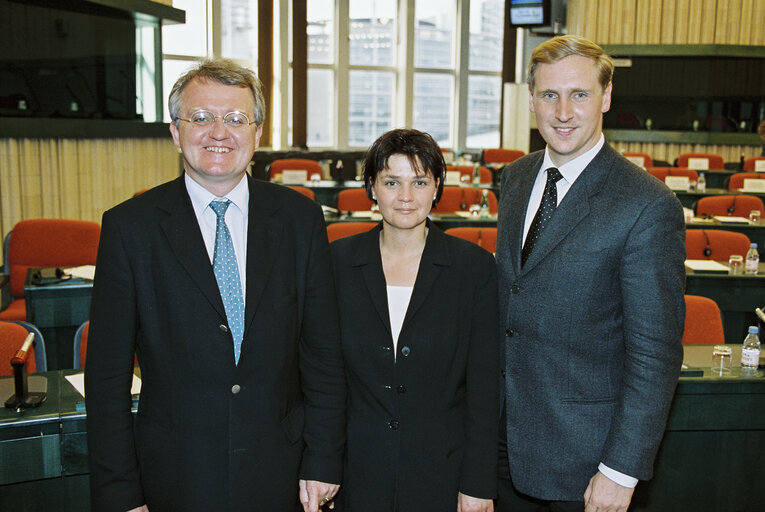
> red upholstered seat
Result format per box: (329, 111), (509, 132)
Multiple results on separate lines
(685, 229), (751, 261)
(445, 165), (493, 184)
(647, 167), (699, 182)
(482, 148), (525, 165)
(432, 187), (497, 214)
(743, 157), (765, 171)
(269, 159), (322, 181)
(696, 195), (764, 218)
(682, 295), (725, 345)
(445, 227), (497, 253)
(728, 172), (765, 191)
(287, 186), (316, 200)
(677, 152), (724, 170)
(623, 152), (653, 168)
(336, 189), (375, 212)
(326, 222), (377, 242)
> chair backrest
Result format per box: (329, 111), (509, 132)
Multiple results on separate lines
(269, 159), (323, 181)
(677, 152), (725, 170)
(73, 320), (89, 370)
(623, 152), (653, 168)
(696, 195), (765, 218)
(445, 165), (492, 184)
(647, 167), (699, 183)
(743, 157), (765, 171)
(728, 172), (765, 191)
(326, 222), (377, 242)
(0, 321), (46, 375)
(445, 227), (497, 253)
(336, 188), (375, 212)
(685, 229), (751, 261)
(432, 187), (498, 214)
(7, 219), (101, 299)
(682, 295), (725, 345)
(287, 186), (316, 200)
(482, 148), (525, 165)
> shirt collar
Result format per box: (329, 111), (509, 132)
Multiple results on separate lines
(541, 133), (605, 184)
(185, 173), (249, 218)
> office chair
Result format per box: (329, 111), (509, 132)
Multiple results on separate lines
(326, 222), (377, 243)
(685, 229), (751, 261)
(676, 152), (725, 170)
(647, 167), (699, 183)
(0, 219), (101, 321)
(444, 227), (497, 253)
(432, 187), (498, 214)
(681, 295), (725, 345)
(623, 152), (653, 168)
(336, 189), (375, 212)
(696, 195), (764, 218)
(481, 148), (525, 165)
(445, 165), (493, 184)
(268, 159), (322, 181)
(727, 172), (765, 191)
(743, 157), (765, 171)
(0, 320), (47, 375)
(73, 320), (89, 370)
(287, 186), (316, 200)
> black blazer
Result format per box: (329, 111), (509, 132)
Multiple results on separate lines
(85, 175), (346, 512)
(330, 223), (499, 512)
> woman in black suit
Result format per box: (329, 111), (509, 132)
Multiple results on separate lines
(330, 129), (499, 512)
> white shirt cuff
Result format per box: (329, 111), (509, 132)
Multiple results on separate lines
(598, 463), (638, 488)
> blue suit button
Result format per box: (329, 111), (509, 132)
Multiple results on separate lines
(511, 285), (520, 294)
(388, 420), (399, 430)
(396, 385), (406, 394)
(505, 329), (514, 337)
(401, 346), (411, 357)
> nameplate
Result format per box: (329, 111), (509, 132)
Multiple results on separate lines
(445, 170), (462, 185)
(442, 151), (455, 164)
(665, 176), (690, 191)
(687, 157), (710, 170)
(625, 155), (646, 168)
(282, 170), (308, 184)
(755, 160), (765, 172)
(742, 178), (765, 192)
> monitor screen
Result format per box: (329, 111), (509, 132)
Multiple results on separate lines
(509, 0), (549, 26)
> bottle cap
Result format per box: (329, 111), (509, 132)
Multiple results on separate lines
(751, 243), (758, 249)
(748, 326), (759, 334)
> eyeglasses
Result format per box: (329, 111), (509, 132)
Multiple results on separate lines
(176, 110), (256, 129)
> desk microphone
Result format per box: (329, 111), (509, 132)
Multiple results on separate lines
(702, 230), (712, 257)
(727, 196), (737, 215)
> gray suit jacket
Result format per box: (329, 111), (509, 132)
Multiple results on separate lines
(496, 142), (685, 500)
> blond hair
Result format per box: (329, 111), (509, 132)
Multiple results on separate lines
(527, 35), (613, 92)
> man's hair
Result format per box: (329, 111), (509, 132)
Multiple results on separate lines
(363, 128), (446, 205)
(168, 58), (266, 126)
(527, 35), (614, 92)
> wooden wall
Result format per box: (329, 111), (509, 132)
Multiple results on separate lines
(0, 138), (179, 242)
(567, 0), (765, 45)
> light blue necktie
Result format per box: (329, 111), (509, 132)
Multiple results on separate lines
(210, 200), (245, 364)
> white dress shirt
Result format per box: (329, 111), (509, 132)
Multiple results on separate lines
(185, 173), (249, 299)
(386, 285), (413, 359)
(522, 135), (638, 489)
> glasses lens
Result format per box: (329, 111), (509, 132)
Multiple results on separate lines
(190, 110), (214, 126)
(224, 112), (250, 128)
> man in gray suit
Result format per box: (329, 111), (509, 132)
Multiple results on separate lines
(495, 36), (685, 512)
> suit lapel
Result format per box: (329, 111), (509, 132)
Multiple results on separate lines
(401, 223), (449, 333)
(352, 225), (392, 338)
(159, 177), (227, 319)
(501, 153), (544, 276)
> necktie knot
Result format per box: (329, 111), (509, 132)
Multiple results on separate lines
(546, 167), (563, 185)
(210, 199), (231, 218)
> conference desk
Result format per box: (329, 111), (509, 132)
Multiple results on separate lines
(1, 347), (762, 511)
(686, 218), (765, 261)
(675, 188), (765, 209)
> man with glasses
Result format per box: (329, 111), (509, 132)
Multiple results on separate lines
(86, 59), (345, 512)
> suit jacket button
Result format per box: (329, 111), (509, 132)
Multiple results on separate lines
(401, 346), (411, 357)
(505, 329), (514, 337)
(396, 385), (406, 394)
(501, 369), (506, 377)
(220, 324), (229, 333)
(511, 285), (520, 294)
(388, 420), (399, 430)
(231, 384), (241, 394)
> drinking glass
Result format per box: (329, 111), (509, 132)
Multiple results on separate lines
(728, 255), (743, 275)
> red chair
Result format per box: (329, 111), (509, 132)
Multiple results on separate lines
(445, 227), (497, 253)
(685, 229), (751, 261)
(647, 167), (699, 183)
(677, 152), (724, 170)
(432, 187), (498, 214)
(73, 320), (89, 369)
(445, 165), (493, 184)
(623, 152), (653, 168)
(728, 172), (765, 191)
(0, 219), (101, 321)
(681, 295), (725, 345)
(743, 157), (765, 171)
(326, 222), (377, 242)
(268, 159), (322, 181)
(482, 148), (525, 165)
(0, 321), (47, 375)
(696, 195), (764, 218)
(336, 189), (375, 212)
(287, 186), (316, 200)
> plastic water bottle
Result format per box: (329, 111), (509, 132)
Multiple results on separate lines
(745, 243), (759, 275)
(479, 189), (490, 218)
(696, 172), (706, 193)
(472, 162), (481, 185)
(741, 326), (761, 370)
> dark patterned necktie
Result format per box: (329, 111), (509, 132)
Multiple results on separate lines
(521, 168), (563, 267)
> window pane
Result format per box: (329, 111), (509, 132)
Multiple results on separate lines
(349, 1), (396, 66)
(348, 70), (394, 147)
(221, 0), (257, 60)
(469, 0), (504, 71)
(307, 68), (334, 147)
(413, 73), (453, 148)
(466, 75), (501, 148)
(162, 59), (199, 122)
(162, 0), (207, 56)
(415, 0), (455, 69)
(308, 0), (334, 64)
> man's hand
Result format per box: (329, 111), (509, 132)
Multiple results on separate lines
(583, 471), (634, 512)
(299, 479), (340, 512)
(457, 492), (493, 512)
(126, 506), (149, 512)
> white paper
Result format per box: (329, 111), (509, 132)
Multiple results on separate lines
(445, 170), (462, 185)
(684, 259), (729, 272)
(687, 157), (710, 170)
(65, 372), (142, 397)
(664, 176), (690, 191)
(742, 178), (765, 192)
(755, 160), (765, 172)
(64, 265), (96, 280)
(625, 155), (646, 168)
(281, 170), (308, 184)
(712, 215), (752, 224)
